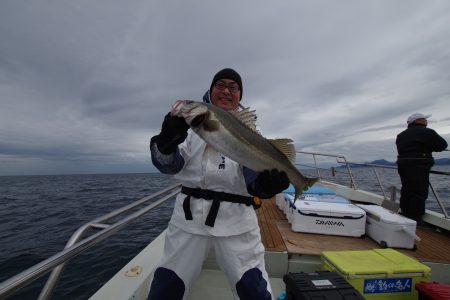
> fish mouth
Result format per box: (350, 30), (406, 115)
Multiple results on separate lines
(170, 100), (206, 126)
(171, 100), (190, 116)
(170, 100), (182, 116)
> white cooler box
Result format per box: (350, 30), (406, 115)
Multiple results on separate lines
(283, 194), (295, 217)
(280, 184), (337, 214)
(357, 204), (420, 249)
(285, 194), (350, 224)
(275, 193), (285, 211)
(291, 200), (366, 237)
(284, 194), (295, 223)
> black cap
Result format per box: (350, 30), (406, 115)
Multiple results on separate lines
(210, 68), (243, 100)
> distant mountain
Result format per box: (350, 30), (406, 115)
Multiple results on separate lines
(367, 159), (396, 166)
(339, 158), (450, 168)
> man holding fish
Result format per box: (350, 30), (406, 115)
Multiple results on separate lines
(148, 68), (316, 300)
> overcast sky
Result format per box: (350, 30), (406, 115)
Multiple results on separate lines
(1, 1), (449, 176)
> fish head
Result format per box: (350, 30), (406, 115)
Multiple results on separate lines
(171, 100), (210, 128)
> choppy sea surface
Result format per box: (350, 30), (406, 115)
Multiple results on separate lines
(0, 173), (176, 300)
(0, 168), (449, 299)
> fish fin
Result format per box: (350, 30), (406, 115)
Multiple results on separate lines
(268, 139), (296, 163)
(294, 176), (319, 200)
(229, 107), (259, 132)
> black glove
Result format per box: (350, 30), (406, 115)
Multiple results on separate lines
(252, 169), (290, 199)
(153, 112), (189, 154)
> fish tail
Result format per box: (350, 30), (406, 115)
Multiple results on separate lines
(294, 176), (319, 200)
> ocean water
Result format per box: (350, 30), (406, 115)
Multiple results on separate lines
(0, 173), (176, 300)
(0, 168), (449, 299)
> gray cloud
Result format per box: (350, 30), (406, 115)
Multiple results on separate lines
(1, 0), (449, 175)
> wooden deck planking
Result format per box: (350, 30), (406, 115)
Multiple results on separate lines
(257, 198), (287, 252)
(256, 209), (270, 248)
(257, 197), (450, 264)
(400, 227), (450, 263)
(276, 221), (380, 255)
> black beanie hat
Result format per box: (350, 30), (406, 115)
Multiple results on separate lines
(210, 68), (243, 100)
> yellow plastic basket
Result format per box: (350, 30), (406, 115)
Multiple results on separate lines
(321, 249), (431, 300)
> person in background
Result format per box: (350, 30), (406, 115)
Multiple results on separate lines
(147, 68), (289, 300)
(396, 113), (447, 225)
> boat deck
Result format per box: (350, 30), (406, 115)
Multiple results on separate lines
(257, 197), (450, 264)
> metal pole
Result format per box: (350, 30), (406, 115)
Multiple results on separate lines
(429, 183), (449, 219)
(312, 154), (321, 178)
(390, 186), (396, 202)
(342, 158), (356, 189)
(372, 167), (387, 200)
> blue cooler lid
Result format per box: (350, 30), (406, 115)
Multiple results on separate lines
(283, 184), (336, 195)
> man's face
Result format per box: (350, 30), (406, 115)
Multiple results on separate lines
(210, 79), (241, 111)
(415, 118), (428, 126)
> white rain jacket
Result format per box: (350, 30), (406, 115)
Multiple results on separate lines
(152, 131), (259, 236)
(150, 130), (258, 236)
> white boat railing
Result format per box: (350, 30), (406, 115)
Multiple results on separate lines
(296, 151), (449, 218)
(0, 183), (181, 300)
(296, 151), (357, 189)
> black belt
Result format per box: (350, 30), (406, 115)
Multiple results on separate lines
(398, 152), (432, 159)
(181, 186), (256, 227)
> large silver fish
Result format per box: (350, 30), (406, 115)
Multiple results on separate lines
(171, 100), (318, 199)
